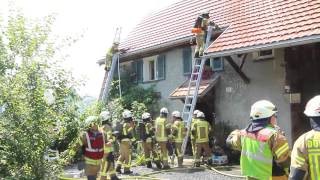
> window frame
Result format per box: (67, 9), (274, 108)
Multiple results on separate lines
(142, 54), (166, 82)
(210, 56), (224, 71)
(257, 49), (274, 60)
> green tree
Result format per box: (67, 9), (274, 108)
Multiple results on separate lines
(0, 12), (80, 179)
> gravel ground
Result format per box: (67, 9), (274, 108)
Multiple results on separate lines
(62, 158), (244, 180)
(129, 165), (244, 180)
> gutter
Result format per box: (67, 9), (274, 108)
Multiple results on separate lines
(119, 36), (193, 61)
(203, 34), (320, 58)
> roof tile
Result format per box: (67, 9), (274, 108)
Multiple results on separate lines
(120, 0), (320, 56)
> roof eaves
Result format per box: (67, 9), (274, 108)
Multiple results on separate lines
(204, 34), (320, 58)
(120, 36), (192, 61)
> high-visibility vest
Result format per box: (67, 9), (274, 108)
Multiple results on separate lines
(145, 122), (153, 142)
(240, 127), (276, 180)
(191, 118), (198, 139)
(306, 132), (320, 180)
(195, 120), (209, 143)
(155, 117), (168, 142)
(84, 130), (104, 160)
(173, 121), (185, 143)
(101, 124), (114, 153)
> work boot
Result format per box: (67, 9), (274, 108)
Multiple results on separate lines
(194, 51), (199, 58)
(111, 175), (121, 180)
(155, 161), (162, 169)
(123, 170), (133, 174)
(146, 161), (152, 168)
(162, 165), (170, 169)
(206, 159), (213, 166)
(116, 165), (122, 174)
(194, 162), (200, 167)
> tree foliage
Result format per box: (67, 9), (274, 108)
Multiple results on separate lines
(0, 12), (80, 179)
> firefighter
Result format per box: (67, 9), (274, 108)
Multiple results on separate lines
(141, 112), (162, 169)
(81, 116), (105, 180)
(191, 110), (200, 160)
(171, 111), (185, 167)
(116, 110), (135, 174)
(226, 100), (290, 180)
(155, 107), (171, 169)
(192, 111), (212, 167)
(289, 95), (320, 180)
(99, 111), (120, 180)
(192, 10), (210, 58)
(105, 42), (119, 71)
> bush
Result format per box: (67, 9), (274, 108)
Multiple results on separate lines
(0, 12), (80, 179)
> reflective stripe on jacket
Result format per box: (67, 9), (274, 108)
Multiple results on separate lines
(84, 131), (104, 160)
(195, 120), (209, 143)
(155, 117), (168, 142)
(173, 121), (185, 143)
(240, 127), (276, 179)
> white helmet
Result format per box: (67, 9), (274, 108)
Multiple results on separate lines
(250, 100), (277, 121)
(200, 9), (209, 15)
(99, 111), (110, 122)
(172, 111), (181, 118)
(142, 112), (151, 119)
(304, 95), (320, 117)
(193, 110), (200, 116)
(122, 109), (132, 119)
(160, 107), (169, 114)
(197, 111), (205, 118)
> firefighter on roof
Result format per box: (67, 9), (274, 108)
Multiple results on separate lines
(105, 42), (119, 71)
(192, 10), (210, 58)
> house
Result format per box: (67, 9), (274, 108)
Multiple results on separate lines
(101, 0), (320, 145)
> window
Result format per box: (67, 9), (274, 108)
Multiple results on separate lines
(132, 59), (143, 83)
(257, 49), (274, 60)
(210, 57), (224, 71)
(149, 60), (155, 80)
(143, 54), (166, 82)
(183, 47), (192, 75)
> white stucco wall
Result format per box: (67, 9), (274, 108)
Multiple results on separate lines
(138, 48), (187, 115)
(214, 48), (293, 145)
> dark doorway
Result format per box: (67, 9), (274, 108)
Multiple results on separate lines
(285, 43), (320, 142)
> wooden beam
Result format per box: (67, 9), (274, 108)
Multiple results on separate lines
(225, 56), (250, 84)
(239, 54), (248, 70)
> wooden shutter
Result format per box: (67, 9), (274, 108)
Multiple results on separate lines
(157, 54), (166, 80)
(183, 47), (192, 74)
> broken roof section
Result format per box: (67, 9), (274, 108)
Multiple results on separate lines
(120, 0), (320, 60)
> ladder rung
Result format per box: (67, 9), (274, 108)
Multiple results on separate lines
(182, 112), (190, 114)
(186, 96), (193, 99)
(185, 104), (192, 107)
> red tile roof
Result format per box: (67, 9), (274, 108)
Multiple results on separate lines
(120, 0), (320, 58)
(207, 0), (320, 54)
(169, 75), (220, 99)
